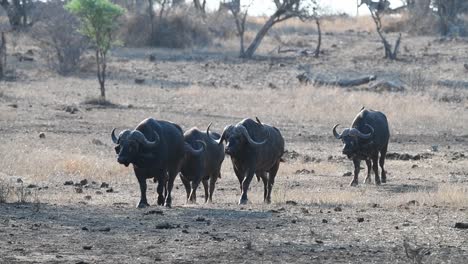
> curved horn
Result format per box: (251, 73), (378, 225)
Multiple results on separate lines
(215, 125), (233, 145)
(185, 140), (206, 156)
(356, 124), (374, 139)
(111, 128), (119, 144)
(333, 124), (342, 139)
(255, 117), (263, 125)
(130, 130), (160, 148)
(237, 124), (268, 146)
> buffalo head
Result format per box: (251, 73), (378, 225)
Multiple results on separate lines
(333, 124), (374, 159)
(211, 118), (269, 156)
(111, 128), (160, 167)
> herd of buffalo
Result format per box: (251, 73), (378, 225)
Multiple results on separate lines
(111, 107), (390, 208)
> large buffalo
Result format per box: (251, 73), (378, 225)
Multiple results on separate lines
(333, 108), (390, 186)
(214, 118), (284, 205)
(180, 124), (225, 203)
(111, 118), (186, 208)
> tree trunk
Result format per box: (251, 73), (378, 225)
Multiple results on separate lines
(148, 0), (155, 43)
(0, 32), (6, 79)
(242, 14), (277, 58)
(314, 16), (321, 58)
(96, 49), (106, 100)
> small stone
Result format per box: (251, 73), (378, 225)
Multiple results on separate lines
(285, 200), (297, 206)
(149, 54), (156, 62)
(95, 191), (103, 195)
(98, 227), (111, 232)
(64, 181), (74, 186)
(79, 179), (88, 186)
(75, 187), (83, 193)
(322, 219), (328, 223)
(411, 164), (418, 169)
(39, 132), (46, 139)
(195, 216), (206, 222)
(182, 229), (189, 234)
(291, 219), (297, 224)
(91, 139), (103, 145)
(100, 182), (109, 188)
(82, 227), (89, 231)
(357, 217), (365, 223)
(16, 178), (23, 183)
(334, 206), (342, 212)
(84, 195), (92, 200)
(343, 171), (352, 177)
(83, 245), (92, 250)
(135, 78), (145, 84)
(106, 188), (114, 193)
(26, 184), (37, 188)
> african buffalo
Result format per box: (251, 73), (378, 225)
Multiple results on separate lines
(333, 108), (390, 186)
(111, 118), (186, 208)
(214, 118), (284, 205)
(180, 124), (225, 203)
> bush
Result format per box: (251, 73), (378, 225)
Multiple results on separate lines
(31, 0), (87, 75)
(122, 8), (212, 48)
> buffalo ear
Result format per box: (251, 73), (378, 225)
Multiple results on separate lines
(114, 145), (120, 154)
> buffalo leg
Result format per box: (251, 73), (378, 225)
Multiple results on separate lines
(239, 167), (255, 205)
(208, 173), (218, 203)
(165, 169), (178, 208)
(188, 171), (203, 204)
(180, 175), (191, 202)
(351, 159), (361, 186)
(202, 179), (209, 203)
(266, 161), (280, 204)
(364, 159), (372, 184)
(257, 171), (268, 202)
(156, 171), (166, 206)
(372, 155), (381, 185)
(380, 144), (388, 183)
(135, 168), (149, 208)
(233, 165), (244, 192)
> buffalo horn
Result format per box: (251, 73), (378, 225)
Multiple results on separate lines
(355, 124), (374, 139)
(185, 140), (206, 156)
(332, 124), (342, 139)
(111, 128), (119, 144)
(238, 124), (268, 146)
(130, 130), (160, 148)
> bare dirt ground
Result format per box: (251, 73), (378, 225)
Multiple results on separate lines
(1, 22), (468, 263)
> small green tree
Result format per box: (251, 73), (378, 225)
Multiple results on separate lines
(66, 0), (124, 100)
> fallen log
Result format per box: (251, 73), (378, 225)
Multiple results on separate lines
(437, 80), (468, 89)
(297, 72), (376, 87)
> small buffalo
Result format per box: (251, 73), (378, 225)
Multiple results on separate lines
(333, 108), (390, 186)
(111, 118), (186, 208)
(180, 124), (225, 203)
(215, 118), (284, 205)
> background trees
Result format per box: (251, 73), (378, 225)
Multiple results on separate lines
(66, 0), (124, 100)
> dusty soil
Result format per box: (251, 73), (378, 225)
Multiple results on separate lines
(1, 25), (468, 263)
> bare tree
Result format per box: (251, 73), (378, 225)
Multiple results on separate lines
(366, 0), (401, 60)
(0, 32), (6, 79)
(0, 0), (32, 29)
(312, 7), (321, 58)
(31, 0), (87, 75)
(193, 0), (206, 16)
(224, 0), (249, 56)
(241, 0), (317, 59)
(434, 0), (468, 36)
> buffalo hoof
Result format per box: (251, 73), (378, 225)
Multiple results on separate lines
(157, 196), (165, 206)
(364, 177), (371, 184)
(264, 199), (271, 204)
(375, 180), (381, 185)
(238, 198), (248, 205)
(137, 202), (150, 209)
(349, 180), (358, 187)
(164, 202), (172, 208)
(381, 177), (387, 184)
